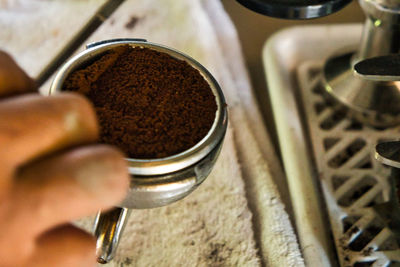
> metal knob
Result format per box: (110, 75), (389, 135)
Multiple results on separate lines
(235, 0), (352, 19)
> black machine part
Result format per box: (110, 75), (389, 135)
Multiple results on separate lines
(236, 0), (353, 19)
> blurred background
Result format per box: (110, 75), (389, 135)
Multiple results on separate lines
(222, 0), (365, 145)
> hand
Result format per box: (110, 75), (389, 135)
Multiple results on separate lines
(0, 52), (130, 267)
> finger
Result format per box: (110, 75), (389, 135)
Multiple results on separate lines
(28, 224), (96, 267)
(0, 51), (36, 97)
(0, 93), (98, 168)
(10, 145), (129, 239)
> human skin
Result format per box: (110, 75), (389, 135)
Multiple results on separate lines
(0, 51), (130, 267)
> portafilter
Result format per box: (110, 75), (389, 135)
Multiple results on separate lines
(49, 38), (228, 263)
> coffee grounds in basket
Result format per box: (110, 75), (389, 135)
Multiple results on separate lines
(63, 45), (217, 159)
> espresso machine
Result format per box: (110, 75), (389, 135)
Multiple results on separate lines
(237, 0), (400, 126)
(235, 1), (400, 266)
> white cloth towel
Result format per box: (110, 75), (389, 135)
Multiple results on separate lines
(0, 0), (305, 266)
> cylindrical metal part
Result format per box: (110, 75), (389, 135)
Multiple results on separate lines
(323, 0), (400, 127)
(356, 0), (400, 61)
(94, 208), (131, 263)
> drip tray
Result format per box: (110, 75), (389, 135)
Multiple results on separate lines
(264, 24), (400, 266)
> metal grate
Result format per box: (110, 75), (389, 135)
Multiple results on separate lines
(297, 61), (400, 267)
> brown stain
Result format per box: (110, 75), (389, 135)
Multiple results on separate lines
(52, 29), (59, 37)
(362, 247), (374, 256)
(125, 16), (139, 29)
(206, 243), (233, 266)
(124, 258), (133, 265)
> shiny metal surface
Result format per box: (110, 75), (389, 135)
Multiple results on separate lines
(235, 0), (352, 19)
(323, 0), (400, 127)
(121, 139), (223, 209)
(50, 39), (227, 176)
(356, 0), (400, 60)
(324, 52), (400, 127)
(94, 207), (131, 264)
(50, 39), (227, 263)
(374, 142), (400, 236)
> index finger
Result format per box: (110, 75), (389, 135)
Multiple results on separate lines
(0, 93), (99, 168)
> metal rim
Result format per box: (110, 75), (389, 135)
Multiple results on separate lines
(50, 39), (227, 176)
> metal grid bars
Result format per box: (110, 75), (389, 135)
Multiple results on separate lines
(297, 61), (400, 267)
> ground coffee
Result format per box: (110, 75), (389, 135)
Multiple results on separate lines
(63, 45), (217, 159)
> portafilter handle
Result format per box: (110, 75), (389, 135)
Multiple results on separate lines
(93, 207), (132, 264)
(235, 0), (352, 19)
